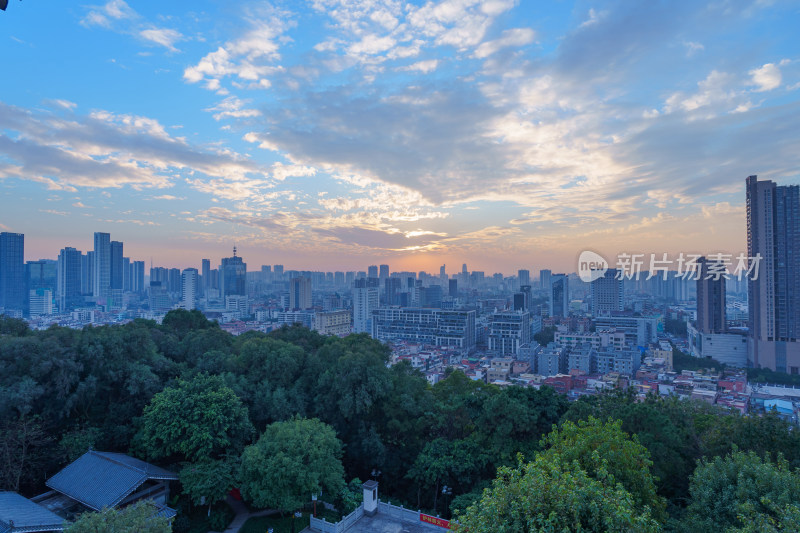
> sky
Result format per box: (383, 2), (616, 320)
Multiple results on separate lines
(1, 0), (799, 274)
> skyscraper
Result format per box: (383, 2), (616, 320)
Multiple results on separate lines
(220, 247), (247, 297)
(549, 274), (569, 317)
(591, 269), (623, 317)
(58, 247), (83, 312)
(92, 232), (111, 303)
(379, 264), (389, 281)
(368, 265), (378, 279)
(201, 258), (211, 296)
(746, 175), (800, 372)
(110, 240), (124, 290)
(353, 278), (379, 334)
(25, 259), (57, 316)
(539, 269), (552, 291)
(132, 261), (145, 293)
(181, 268), (198, 310)
(290, 276), (312, 309)
(696, 257), (726, 334)
(0, 232), (25, 313)
(518, 269), (530, 288)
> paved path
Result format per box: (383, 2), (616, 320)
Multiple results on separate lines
(210, 494), (279, 533)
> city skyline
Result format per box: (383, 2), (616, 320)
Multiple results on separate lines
(2, 1), (800, 271)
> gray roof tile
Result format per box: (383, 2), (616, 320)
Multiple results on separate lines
(0, 492), (64, 533)
(45, 451), (177, 511)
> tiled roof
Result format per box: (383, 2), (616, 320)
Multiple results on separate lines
(46, 451), (177, 511)
(0, 492), (64, 533)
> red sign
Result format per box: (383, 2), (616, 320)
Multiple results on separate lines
(420, 513), (450, 529)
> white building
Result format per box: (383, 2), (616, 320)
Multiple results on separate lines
(180, 268), (198, 310)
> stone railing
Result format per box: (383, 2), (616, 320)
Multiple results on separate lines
(307, 500), (451, 532)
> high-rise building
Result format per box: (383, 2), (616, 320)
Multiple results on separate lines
(92, 232), (111, 303)
(368, 265), (378, 279)
(518, 269), (530, 288)
(220, 247), (247, 297)
(746, 175), (800, 372)
(132, 261), (145, 293)
(181, 268), (198, 310)
(273, 264), (284, 281)
(385, 277), (402, 306)
(549, 274), (569, 317)
(696, 257), (726, 334)
(440, 265), (446, 279)
(201, 259), (211, 296)
(26, 259), (57, 316)
(489, 311), (531, 355)
(591, 268), (624, 317)
(448, 279), (458, 298)
(539, 269), (552, 291)
(379, 264), (389, 282)
(82, 252), (93, 295)
(122, 257), (131, 291)
(371, 308), (476, 349)
(353, 278), (379, 333)
(168, 268), (181, 293)
(290, 276), (312, 310)
(57, 247), (83, 312)
(110, 241), (124, 290)
(0, 232), (25, 313)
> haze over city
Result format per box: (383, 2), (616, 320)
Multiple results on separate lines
(2, 0), (800, 271)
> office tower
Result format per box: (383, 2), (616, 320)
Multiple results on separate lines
(385, 277), (402, 306)
(261, 265), (272, 284)
(220, 247), (247, 297)
(591, 268), (624, 317)
(419, 285), (443, 308)
(518, 269), (530, 288)
(148, 281), (170, 312)
(168, 268), (181, 293)
(181, 268), (198, 310)
(82, 252), (94, 295)
(462, 264), (468, 275)
(539, 269), (552, 291)
(92, 232), (111, 302)
(549, 274), (569, 317)
(353, 278), (379, 334)
(201, 259), (211, 296)
(150, 267), (168, 285)
(132, 261), (145, 293)
(290, 276), (312, 309)
(440, 265), (446, 279)
(368, 265), (378, 279)
(746, 175), (800, 371)
(379, 264), (389, 281)
(57, 247), (83, 312)
(0, 232), (25, 313)
(109, 241), (123, 290)
(696, 257), (726, 334)
(122, 257), (131, 291)
(449, 279), (458, 298)
(273, 264), (284, 280)
(513, 292), (527, 311)
(26, 259), (57, 316)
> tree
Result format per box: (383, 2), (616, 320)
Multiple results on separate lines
(136, 373), (253, 462)
(454, 454), (662, 532)
(239, 417), (345, 512)
(180, 456), (238, 512)
(66, 501), (171, 533)
(533, 326), (555, 347)
(539, 417), (666, 521)
(682, 451), (800, 532)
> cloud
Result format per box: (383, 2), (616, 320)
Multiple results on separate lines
(81, 0), (182, 52)
(139, 28), (182, 52)
(396, 59), (439, 73)
(0, 101), (261, 191)
(473, 28), (536, 58)
(204, 96), (262, 121)
(184, 6), (292, 90)
(750, 62), (782, 91)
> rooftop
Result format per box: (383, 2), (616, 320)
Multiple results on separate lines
(0, 492), (64, 533)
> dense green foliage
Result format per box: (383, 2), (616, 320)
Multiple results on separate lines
(4, 311), (800, 531)
(65, 501), (171, 533)
(239, 417), (345, 512)
(747, 367), (800, 386)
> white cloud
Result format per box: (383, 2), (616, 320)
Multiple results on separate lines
(139, 28), (182, 52)
(684, 41), (704, 57)
(750, 62), (782, 91)
(396, 59), (439, 74)
(204, 96), (262, 121)
(473, 27), (535, 58)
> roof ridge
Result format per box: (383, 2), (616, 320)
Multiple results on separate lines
(89, 450), (148, 475)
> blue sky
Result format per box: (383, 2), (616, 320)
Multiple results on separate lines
(1, 0), (799, 273)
